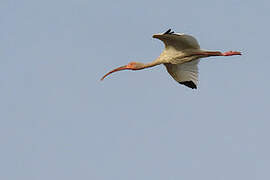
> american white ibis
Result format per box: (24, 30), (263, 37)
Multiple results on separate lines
(101, 29), (241, 89)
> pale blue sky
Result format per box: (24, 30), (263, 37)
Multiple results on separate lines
(1, 0), (270, 179)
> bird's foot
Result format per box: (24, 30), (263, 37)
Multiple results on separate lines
(222, 51), (242, 56)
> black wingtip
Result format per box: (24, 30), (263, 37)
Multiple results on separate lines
(179, 81), (197, 89)
(163, 29), (174, 35)
(164, 29), (171, 34)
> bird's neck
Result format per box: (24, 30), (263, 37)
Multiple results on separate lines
(145, 61), (162, 68)
(134, 61), (161, 70)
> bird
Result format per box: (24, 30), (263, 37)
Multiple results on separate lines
(101, 29), (241, 89)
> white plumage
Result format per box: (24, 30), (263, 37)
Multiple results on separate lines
(164, 60), (199, 89)
(153, 30), (201, 88)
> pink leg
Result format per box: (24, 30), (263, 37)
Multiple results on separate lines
(222, 51), (242, 56)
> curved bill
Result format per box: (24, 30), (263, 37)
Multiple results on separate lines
(100, 65), (129, 81)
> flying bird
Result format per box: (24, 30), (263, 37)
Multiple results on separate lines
(101, 29), (241, 89)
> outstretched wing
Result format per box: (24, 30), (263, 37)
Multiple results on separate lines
(153, 29), (200, 51)
(164, 59), (199, 89)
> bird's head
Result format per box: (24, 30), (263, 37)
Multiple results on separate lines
(101, 62), (145, 81)
(126, 62), (145, 69)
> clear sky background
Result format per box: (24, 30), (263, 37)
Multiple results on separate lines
(1, 0), (269, 179)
